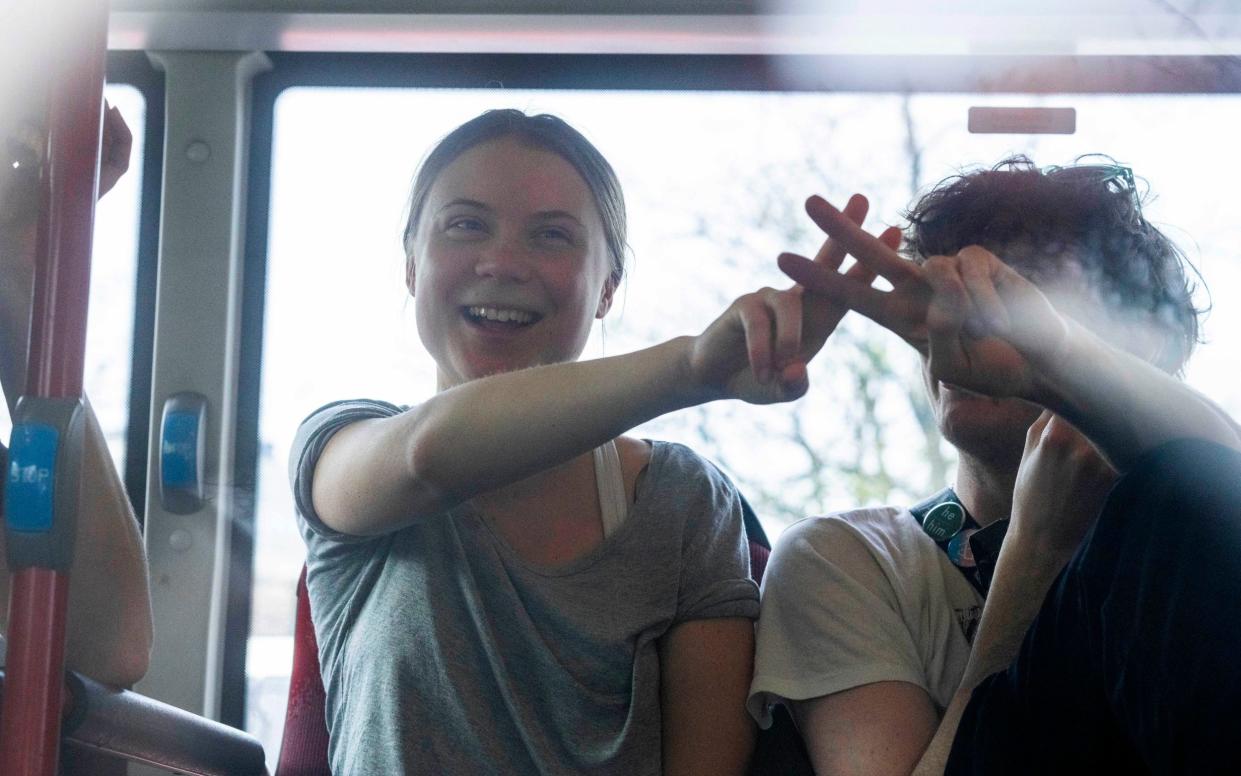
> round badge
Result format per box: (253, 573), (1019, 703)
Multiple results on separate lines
(922, 502), (965, 542)
(947, 528), (978, 568)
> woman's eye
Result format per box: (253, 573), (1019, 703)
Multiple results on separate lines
(446, 217), (486, 234)
(535, 227), (572, 243)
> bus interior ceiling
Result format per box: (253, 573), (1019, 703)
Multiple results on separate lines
(2, 1), (1240, 774)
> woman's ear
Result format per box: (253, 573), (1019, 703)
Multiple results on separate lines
(405, 256), (417, 297)
(595, 276), (617, 319)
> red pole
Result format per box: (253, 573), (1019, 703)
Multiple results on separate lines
(0, 2), (109, 775)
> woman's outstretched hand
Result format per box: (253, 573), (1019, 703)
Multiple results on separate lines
(688, 285), (812, 405)
(685, 193), (899, 406)
(778, 196), (1071, 403)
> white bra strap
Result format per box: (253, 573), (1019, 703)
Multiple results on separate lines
(593, 440), (629, 538)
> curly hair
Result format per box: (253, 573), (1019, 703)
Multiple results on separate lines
(903, 156), (1205, 373)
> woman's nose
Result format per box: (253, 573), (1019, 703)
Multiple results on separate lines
(474, 238), (534, 282)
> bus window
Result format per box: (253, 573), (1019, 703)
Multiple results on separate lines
(0, 83), (145, 476)
(87, 84), (146, 475)
(244, 84), (1240, 764)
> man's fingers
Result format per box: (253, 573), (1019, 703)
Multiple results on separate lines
(924, 257), (971, 378)
(810, 193), (869, 270)
(779, 252), (891, 327)
(924, 258), (968, 335)
(843, 257), (878, 284)
(1024, 409), (1055, 454)
(836, 226), (899, 287)
(989, 251), (1073, 362)
(957, 247), (1011, 335)
(804, 196), (919, 282)
(878, 225), (903, 251)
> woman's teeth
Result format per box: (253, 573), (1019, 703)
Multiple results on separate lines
(467, 306), (536, 325)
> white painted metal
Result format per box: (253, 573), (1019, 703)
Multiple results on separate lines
(107, 9), (1241, 56)
(133, 51), (270, 737)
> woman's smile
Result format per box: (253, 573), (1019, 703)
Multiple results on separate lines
(461, 304), (544, 332)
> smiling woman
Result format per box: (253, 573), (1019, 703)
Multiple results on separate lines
(285, 108), (852, 775)
(403, 115), (621, 387)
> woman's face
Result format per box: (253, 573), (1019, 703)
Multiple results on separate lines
(409, 137), (615, 390)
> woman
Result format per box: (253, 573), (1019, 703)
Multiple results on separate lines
(290, 109), (879, 775)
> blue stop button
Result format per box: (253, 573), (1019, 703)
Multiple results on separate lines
(162, 410), (199, 490)
(5, 423), (59, 533)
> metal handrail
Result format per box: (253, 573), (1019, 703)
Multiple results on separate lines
(0, 670), (268, 776)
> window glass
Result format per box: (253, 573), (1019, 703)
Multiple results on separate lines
(247, 87), (1241, 766)
(0, 84), (144, 475)
(88, 84), (146, 472)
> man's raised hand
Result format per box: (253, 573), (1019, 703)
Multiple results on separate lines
(779, 196), (1072, 403)
(781, 196), (929, 354)
(1011, 410), (1117, 557)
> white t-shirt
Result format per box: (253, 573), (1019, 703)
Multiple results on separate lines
(747, 507), (984, 727)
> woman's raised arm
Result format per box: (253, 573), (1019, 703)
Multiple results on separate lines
(311, 285), (808, 537)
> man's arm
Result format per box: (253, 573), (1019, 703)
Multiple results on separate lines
(779, 197), (1240, 466)
(794, 681), (939, 776)
(788, 559), (1054, 776)
(1, 105), (152, 687)
(910, 411), (1117, 774)
(787, 417), (1117, 776)
(748, 509), (957, 776)
(660, 617), (756, 776)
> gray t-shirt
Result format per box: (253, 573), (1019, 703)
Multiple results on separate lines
(747, 507), (984, 727)
(291, 399), (760, 775)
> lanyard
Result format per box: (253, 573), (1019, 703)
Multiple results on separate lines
(909, 488), (1009, 598)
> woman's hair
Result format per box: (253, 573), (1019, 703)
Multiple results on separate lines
(903, 155), (1206, 373)
(402, 109), (628, 288)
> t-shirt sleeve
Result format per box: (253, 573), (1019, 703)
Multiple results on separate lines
(288, 398), (406, 543)
(747, 513), (928, 728)
(288, 399), (408, 677)
(664, 446), (760, 624)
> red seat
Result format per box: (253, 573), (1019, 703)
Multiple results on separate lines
(276, 501), (775, 776)
(275, 565), (331, 776)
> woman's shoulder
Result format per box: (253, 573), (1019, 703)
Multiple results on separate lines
(289, 398), (411, 488)
(631, 439), (740, 511)
(298, 398), (409, 428)
(614, 435), (652, 508)
(292, 398), (411, 452)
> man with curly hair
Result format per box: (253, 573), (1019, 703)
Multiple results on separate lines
(748, 158), (1241, 774)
